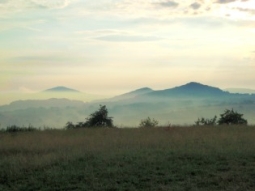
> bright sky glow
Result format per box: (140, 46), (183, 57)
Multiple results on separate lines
(0, 0), (255, 97)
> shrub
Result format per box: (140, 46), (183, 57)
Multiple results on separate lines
(195, 116), (217, 126)
(5, 125), (37, 132)
(139, 117), (159, 128)
(65, 121), (76, 129)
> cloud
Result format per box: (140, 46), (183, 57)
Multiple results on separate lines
(75, 29), (131, 39)
(30, 0), (71, 9)
(190, 2), (201, 10)
(0, 0), (74, 14)
(63, 0), (254, 24)
(76, 29), (127, 36)
(215, 0), (237, 4)
(95, 34), (162, 42)
(155, 1), (179, 8)
(235, 7), (255, 15)
(76, 29), (163, 42)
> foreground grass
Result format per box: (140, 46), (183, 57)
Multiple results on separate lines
(1, 126), (255, 191)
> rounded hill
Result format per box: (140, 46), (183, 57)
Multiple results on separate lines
(43, 86), (80, 93)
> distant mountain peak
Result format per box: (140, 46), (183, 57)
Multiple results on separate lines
(185, 82), (203, 86)
(172, 82), (225, 95)
(44, 86), (80, 93)
(173, 82), (217, 90)
(179, 82), (209, 88)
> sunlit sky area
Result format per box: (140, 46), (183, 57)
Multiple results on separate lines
(1, 0), (255, 96)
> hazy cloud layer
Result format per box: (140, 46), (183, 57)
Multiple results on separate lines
(1, 0), (254, 20)
(76, 29), (163, 42)
(95, 35), (162, 42)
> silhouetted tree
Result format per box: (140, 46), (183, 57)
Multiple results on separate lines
(84, 105), (113, 127)
(218, 109), (247, 125)
(65, 105), (113, 129)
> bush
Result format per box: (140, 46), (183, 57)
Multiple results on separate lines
(139, 117), (159, 128)
(65, 121), (76, 129)
(5, 125), (37, 132)
(195, 116), (217, 126)
(218, 109), (247, 125)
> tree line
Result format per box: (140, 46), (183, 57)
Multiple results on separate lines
(65, 105), (248, 129)
(0, 105), (249, 132)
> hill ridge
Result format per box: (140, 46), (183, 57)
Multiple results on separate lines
(142, 82), (229, 98)
(43, 86), (80, 93)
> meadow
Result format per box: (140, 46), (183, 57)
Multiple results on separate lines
(1, 126), (255, 191)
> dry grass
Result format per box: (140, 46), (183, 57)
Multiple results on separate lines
(1, 126), (255, 190)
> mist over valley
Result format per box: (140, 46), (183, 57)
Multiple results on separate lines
(0, 82), (254, 129)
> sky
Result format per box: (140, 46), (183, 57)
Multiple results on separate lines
(1, 0), (255, 97)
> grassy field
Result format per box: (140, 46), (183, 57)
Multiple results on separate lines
(1, 126), (255, 191)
